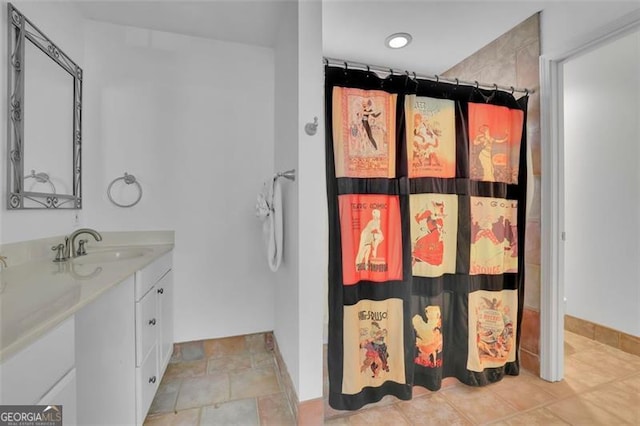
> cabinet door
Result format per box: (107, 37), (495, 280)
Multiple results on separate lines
(75, 275), (136, 425)
(156, 270), (173, 374)
(38, 368), (77, 426)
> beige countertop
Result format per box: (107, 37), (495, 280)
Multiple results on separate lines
(0, 234), (174, 362)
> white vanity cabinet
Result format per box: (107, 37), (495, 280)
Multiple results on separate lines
(134, 252), (173, 425)
(76, 251), (173, 426)
(0, 317), (77, 425)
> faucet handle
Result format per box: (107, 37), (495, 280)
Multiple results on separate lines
(76, 239), (88, 257)
(51, 244), (66, 262)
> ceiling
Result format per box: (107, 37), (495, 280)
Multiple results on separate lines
(323, 1), (546, 75)
(73, 0), (288, 48)
(72, 0), (637, 76)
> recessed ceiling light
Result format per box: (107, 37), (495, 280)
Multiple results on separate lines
(385, 32), (412, 49)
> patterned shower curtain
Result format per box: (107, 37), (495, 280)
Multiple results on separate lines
(324, 66), (528, 410)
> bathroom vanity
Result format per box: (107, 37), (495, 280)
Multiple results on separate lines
(0, 232), (174, 425)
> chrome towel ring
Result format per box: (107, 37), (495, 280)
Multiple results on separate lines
(24, 169), (56, 193)
(107, 172), (142, 207)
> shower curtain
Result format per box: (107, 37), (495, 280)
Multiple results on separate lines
(324, 65), (528, 410)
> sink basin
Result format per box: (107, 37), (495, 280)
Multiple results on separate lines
(72, 248), (152, 265)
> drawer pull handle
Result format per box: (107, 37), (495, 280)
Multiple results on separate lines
(149, 376), (156, 384)
(148, 318), (157, 326)
(157, 288), (164, 294)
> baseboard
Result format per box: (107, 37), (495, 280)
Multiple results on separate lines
(565, 314), (640, 357)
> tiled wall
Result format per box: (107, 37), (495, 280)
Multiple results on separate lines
(442, 14), (542, 374)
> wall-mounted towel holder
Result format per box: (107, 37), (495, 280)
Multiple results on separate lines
(276, 169), (296, 182)
(107, 172), (143, 208)
(24, 169), (56, 193)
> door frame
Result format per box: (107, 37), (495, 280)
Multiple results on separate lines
(539, 10), (640, 382)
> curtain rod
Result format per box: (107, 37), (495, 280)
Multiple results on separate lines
(323, 57), (533, 95)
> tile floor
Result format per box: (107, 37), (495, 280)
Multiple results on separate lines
(144, 333), (295, 425)
(145, 331), (640, 425)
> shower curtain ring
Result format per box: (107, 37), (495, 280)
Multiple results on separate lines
(455, 78), (459, 87)
(510, 86), (515, 95)
(475, 81), (479, 89)
(494, 83), (498, 91)
(413, 72), (417, 81)
(343, 61), (348, 70)
(389, 68), (394, 76)
(525, 88), (530, 96)
(366, 65), (370, 72)
(435, 74), (439, 83)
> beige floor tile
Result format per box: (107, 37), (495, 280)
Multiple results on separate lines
(164, 359), (207, 380)
(489, 407), (569, 425)
(257, 393), (295, 426)
(175, 374), (230, 411)
(568, 347), (640, 378)
(343, 405), (410, 426)
(252, 351), (276, 368)
(149, 377), (182, 415)
(200, 398), (259, 426)
(580, 383), (640, 424)
(546, 394), (628, 425)
(246, 333), (268, 353)
(598, 344), (640, 369)
(207, 354), (252, 374)
(441, 384), (518, 424)
(324, 418), (350, 425)
(562, 357), (615, 391)
(143, 409), (201, 426)
(397, 393), (472, 425)
(489, 376), (556, 411)
(230, 365), (281, 400)
(527, 375), (582, 399)
(564, 331), (602, 352)
(203, 335), (247, 358)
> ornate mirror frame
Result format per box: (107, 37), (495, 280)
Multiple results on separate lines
(7, 3), (82, 209)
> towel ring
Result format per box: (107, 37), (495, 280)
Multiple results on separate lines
(24, 170), (56, 193)
(107, 172), (142, 208)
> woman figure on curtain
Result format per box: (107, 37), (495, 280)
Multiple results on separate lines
(361, 99), (381, 150)
(355, 209), (384, 268)
(473, 124), (509, 181)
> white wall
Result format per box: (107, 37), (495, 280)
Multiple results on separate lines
(0, 0), (86, 244)
(83, 20), (276, 341)
(540, 2), (640, 55)
(297, 0), (325, 402)
(563, 30), (640, 336)
(272, 0), (325, 402)
(273, 0), (300, 399)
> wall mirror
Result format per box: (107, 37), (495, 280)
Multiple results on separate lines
(7, 3), (82, 209)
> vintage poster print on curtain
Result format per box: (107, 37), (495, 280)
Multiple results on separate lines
(467, 290), (518, 372)
(405, 95), (456, 178)
(469, 196), (518, 275)
(339, 194), (403, 285)
(412, 305), (443, 368)
(343, 298), (406, 394)
(332, 87), (397, 178)
(409, 194), (458, 277)
(468, 103), (524, 184)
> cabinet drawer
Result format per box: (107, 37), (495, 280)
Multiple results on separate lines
(0, 317), (75, 404)
(135, 252), (172, 301)
(135, 344), (158, 426)
(135, 288), (158, 366)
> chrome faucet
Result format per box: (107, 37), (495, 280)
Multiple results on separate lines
(66, 228), (103, 259)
